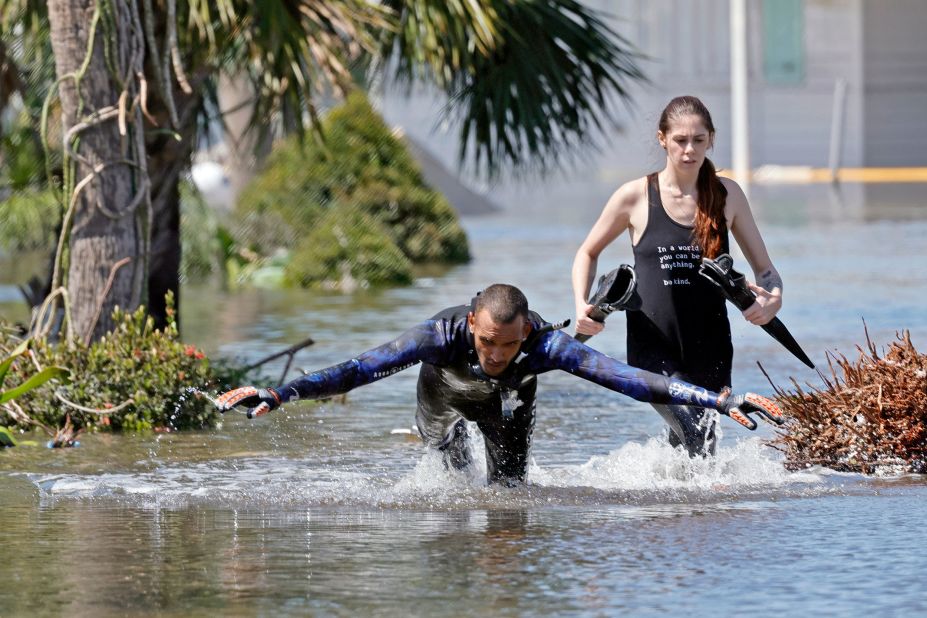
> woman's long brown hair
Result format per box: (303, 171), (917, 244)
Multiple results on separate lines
(658, 96), (727, 259)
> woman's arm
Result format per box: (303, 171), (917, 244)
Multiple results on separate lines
(572, 180), (641, 335)
(723, 178), (782, 325)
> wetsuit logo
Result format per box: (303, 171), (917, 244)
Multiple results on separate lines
(668, 381), (710, 405)
(373, 362), (416, 379)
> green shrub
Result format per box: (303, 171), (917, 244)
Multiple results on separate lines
(233, 140), (326, 252)
(0, 119), (49, 191)
(1, 337), (70, 447)
(285, 204), (413, 288)
(0, 188), (61, 252)
(349, 181), (470, 263)
(1, 297), (219, 433)
(234, 91), (469, 286)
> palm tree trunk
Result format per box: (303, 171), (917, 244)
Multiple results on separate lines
(142, 73), (201, 330)
(47, 0), (148, 342)
(146, 130), (189, 329)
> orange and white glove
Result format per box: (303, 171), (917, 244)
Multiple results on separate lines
(716, 390), (784, 430)
(215, 386), (282, 419)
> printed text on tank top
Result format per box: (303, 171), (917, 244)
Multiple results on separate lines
(646, 174), (703, 289)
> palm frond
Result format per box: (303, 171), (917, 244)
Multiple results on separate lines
(378, 0), (499, 83)
(6, 0), (645, 180)
(382, 0), (647, 178)
(184, 0), (392, 141)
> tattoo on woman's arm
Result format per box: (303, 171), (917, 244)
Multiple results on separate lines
(759, 269), (783, 293)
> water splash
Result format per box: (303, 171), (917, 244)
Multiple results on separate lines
(27, 432), (828, 510)
(188, 387), (221, 409)
(531, 437), (813, 492)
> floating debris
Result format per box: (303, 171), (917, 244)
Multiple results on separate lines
(767, 328), (927, 474)
(47, 414), (82, 448)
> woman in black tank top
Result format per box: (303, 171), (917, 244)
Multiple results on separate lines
(571, 96), (784, 455)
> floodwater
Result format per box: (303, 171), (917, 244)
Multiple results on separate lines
(2, 181), (927, 615)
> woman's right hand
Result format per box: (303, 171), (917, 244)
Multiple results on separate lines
(574, 303), (606, 337)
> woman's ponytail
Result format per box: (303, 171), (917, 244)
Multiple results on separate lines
(693, 157), (727, 259)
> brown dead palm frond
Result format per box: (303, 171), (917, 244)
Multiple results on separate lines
(766, 329), (927, 474)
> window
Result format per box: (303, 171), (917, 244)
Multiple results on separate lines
(762, 0), (804, 85)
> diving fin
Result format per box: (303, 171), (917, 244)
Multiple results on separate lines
(699, 254), (815, 369)
(576, 264), (641, 343)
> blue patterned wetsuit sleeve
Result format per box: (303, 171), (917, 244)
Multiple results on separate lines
(273, 320), (448, 403)
(533, 330), (725, 409)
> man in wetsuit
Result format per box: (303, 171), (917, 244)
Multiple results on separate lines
(217, 284), (782, 485)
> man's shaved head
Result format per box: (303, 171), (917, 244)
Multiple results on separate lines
(473, 284), (529, 324)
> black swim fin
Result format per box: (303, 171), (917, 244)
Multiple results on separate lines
(576, 264), (641, 343)
(699, 254), (815, 369)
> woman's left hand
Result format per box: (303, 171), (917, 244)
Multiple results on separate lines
(742, 283), (782, 325)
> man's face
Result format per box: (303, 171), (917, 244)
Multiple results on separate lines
(468, 309), (531, 377)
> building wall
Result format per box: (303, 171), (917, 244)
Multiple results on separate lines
(587, 0), (926, 169)
(755, 0), (865, 167)
(607, 0), (867, 169)
(862, 0), (927, 166)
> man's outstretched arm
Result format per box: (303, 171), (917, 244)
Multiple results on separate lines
(535, 331), (783, 430)
(216, 321), (447, 418)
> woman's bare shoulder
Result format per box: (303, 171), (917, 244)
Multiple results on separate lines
(719, 175), (748, 202)
(606, 175), (648, 212)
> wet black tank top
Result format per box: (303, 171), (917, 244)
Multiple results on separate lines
(626, 173), (733, 390)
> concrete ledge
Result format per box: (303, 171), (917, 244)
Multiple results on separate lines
(723, 165), (927, 184)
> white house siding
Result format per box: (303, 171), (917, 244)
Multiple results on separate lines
(589, 0), (926, 169)
(862, 0), (927, 166)
(754, 0), (865, 167)
(606, 0), (867, 168)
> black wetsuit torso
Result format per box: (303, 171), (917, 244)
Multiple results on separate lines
(274, 302), (727, 482)
(415, 306), (540, 429)
(415, 306), (544, 482)
(627, 173), (733, 391)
